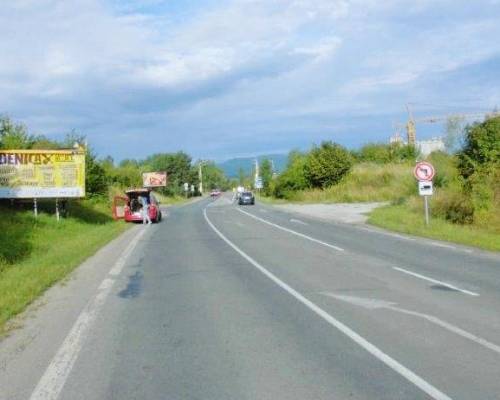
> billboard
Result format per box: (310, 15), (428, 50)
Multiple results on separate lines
(142, 171), (167, 187)
(0, 149), (86, 199)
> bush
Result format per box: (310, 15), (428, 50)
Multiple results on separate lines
(273, 151), (309, 198)
(355, 142), (418, 164)
(304, 141), (353, 188)
(433, 190), (474, 224)
(458, 116), (500, 179)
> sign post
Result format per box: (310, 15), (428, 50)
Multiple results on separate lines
(184, 182), (189, 198)
(414, 162), (435, 226)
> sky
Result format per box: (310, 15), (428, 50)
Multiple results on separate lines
(1, 0), (500, 161)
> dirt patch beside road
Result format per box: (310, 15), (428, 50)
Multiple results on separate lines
(273, 202), (387, 224)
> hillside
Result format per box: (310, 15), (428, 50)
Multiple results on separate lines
(217, 154), (287, 178)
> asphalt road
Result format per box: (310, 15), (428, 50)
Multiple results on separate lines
(1, 195), (500, 400)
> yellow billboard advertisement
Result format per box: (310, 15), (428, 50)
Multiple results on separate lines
(0, 149), (86, 198)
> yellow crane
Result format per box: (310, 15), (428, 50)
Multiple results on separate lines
(400, 105), (500, 145)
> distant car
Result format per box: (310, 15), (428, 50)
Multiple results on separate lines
(210, 189), (221, 197)
(238, 191), (255, 205)
(113, 188), (162, 223)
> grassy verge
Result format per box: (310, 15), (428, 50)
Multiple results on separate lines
(281, 163), (415, 203)
(369, 204), (500, 252)
(0, 199), (130, 333)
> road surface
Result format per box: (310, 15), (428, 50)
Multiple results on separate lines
(1, 195), (500, 400)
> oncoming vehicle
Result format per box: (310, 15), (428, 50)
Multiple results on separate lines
(238, 191), (255, 205)
(113, 188), (162, 223)
(210, 189), (221, 197)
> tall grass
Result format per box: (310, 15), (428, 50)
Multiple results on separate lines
(287, 163), (415, 203)
(0, 200), (129, 333)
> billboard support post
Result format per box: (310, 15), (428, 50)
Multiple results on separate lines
(56, 198), (60, 222)
(33, 198), (38, 218)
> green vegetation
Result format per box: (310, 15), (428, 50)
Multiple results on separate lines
(0, 200), (129, 333)
(0, 115), (229, 330)
(266, 117), (499, 250)
(277, 162), (415, 203)
(369, 205), (500, 252)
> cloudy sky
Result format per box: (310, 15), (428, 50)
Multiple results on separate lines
(1, 0), (500, 161)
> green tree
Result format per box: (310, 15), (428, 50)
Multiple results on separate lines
(238, 167), (246, 185)
(260, 158), (273, 195)
(458, 117), (500, 179)
(0, 117), (35, 149)
(273, 151), (308, 198)
(143, 152), (194, 196)
(304, 141), (353, 188)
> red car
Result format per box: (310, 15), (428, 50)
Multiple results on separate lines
(113, 188), (162, 223)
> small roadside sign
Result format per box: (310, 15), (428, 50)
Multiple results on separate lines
(255, 177), (263, 190)
(190, 184), (195, 193)
(183, 182), (189, 192)
(418, 181), (433, 196)
(414, 161), (435, 181)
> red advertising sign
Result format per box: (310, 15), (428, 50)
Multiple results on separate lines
(142, 171), (167, 187)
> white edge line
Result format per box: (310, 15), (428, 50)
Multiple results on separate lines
(393, 267), (479, 297)
(236, 207), (344, 252)
(290, 218), (308, 225)
(204, 208), (452, 400)
(29, 228), (146, 400)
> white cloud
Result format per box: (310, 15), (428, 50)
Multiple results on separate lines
(0, 0), (499, 159)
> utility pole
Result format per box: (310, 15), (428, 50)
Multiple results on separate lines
(198, 163), (203, 195)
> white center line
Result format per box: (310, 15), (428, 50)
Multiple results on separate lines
(236, 207), (344, 252)
(30, 228), (146, 400)
(393, 267), (479, 297)
(204, 208), (452, 400)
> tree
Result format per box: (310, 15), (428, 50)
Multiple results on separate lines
(273, 151), (309, 198)
(238, 167), (246, 185)
(304, 141), (353, 188)
(458, 116), (500, 179)
(0, 117), (35, 149)
(443, 116), (466, 153)
(143, 152), (194, 196)
(260, 158), (273, 195)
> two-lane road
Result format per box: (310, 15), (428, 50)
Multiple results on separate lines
(2, 195), (500, 400)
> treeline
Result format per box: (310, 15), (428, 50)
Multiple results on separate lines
(258, 116), (499, 229)
(0, 116), (230, 198)
(256, 141), (417, 199)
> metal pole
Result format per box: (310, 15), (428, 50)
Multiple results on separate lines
(199, 163), (203, 195)
(33, 198), (38, 218)
(424, 195), (429, 226)
(56, 198), (60, 221)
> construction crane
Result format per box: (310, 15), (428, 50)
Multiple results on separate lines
(400, 104), (500, 145)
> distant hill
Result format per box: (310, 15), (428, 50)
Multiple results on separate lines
(217, 154), (288, 178)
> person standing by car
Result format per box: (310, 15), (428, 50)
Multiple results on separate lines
(139, 195), (152, 225)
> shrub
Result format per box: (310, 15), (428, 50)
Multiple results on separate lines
(304, 141), (353, 188)
(458, 116), (500, 179)
(273, 152), (309, 198)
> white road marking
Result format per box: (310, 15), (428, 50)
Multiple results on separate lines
(29, 228), (146, 400)
(427, 242), (456, 250)
(290, 218), (308, 225)
(358, 226), (415, 241)
(236, 207), (344, 252)
(323, 293), (500, 356)
(393, 267), (479, 297)
(204, 208), (453, 400)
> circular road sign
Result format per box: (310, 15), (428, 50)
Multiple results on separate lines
(414, 161), (435, 181)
